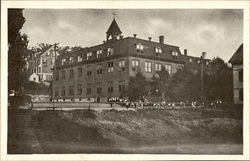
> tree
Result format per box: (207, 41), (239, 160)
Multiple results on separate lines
(156, 68), (171, 102)
(204, 57), (233, 103)
(8, 9), (28, 94)
(127, 72), (148, 101)
(170, 66), (200, 102)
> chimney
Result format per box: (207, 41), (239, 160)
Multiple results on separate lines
(133, 34), (137, 38)
(184, 49), (187, 56)
(159, 35), (164, 44)
(103, 41), (106, 44)
(148, 37), (152, 41)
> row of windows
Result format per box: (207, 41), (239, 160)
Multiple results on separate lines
(55, 60), (173, 80)
(61, 43), (180, 66)
(56, 60), (126, 80)
(54, 81), (126, 96)
(132, 60), (172, 74)
(136, 43), (178, 58)
(61, 47), (114, 65)
(188, 57), (210, 65)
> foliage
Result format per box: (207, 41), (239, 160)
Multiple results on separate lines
(8, 9), (28, 93)
(204, 57), (233, 103)
(154, 68), (171, 102)
(170, 66), (200, 102)
(169, 57), (233, 103)
(127, 72), (148, 101)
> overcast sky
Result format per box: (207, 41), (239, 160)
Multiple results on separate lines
(21, 9), (243, 62)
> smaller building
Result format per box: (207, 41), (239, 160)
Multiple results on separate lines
(26, 45), (59, 85)
(28, 73), (39, 83)
(229, 43), (243, 105)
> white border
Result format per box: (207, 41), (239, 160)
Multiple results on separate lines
(1, 1), (250, 160)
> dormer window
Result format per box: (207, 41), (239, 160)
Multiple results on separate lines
(62, 58), (66, 66)
(87, 52), (92, 60)
(171, 51), (178, 56)
(136, 43), (144, 53)
(69, 57), (74, 64)
(77, 55), (83, 62)
(189, 58), (192, 63)
(155, 47), (162, 56)
(107, 47), (113, 56)
(97, 50), (103, 59)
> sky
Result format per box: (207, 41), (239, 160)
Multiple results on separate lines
(21, 9), (243, 62)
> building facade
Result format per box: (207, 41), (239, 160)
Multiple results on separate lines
(229, 44), (243, 105)
(52, 18), (210, 102)
(27, 45), (59, 85)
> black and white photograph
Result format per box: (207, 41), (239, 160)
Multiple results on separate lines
(1, 0), (250, 160)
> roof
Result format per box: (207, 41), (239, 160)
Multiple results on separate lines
(229, 43), (243, 64)
(106, 19), (122, 35)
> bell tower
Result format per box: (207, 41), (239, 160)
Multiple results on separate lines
(106, 14), (122, 41)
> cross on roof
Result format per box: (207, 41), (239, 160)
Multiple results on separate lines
(112, 11), (116, 19)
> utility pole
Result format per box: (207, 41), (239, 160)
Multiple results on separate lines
(200, 52), (207, 104)
(51, 43), (59, 102)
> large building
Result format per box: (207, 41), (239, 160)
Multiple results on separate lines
(52, 18), (210, 102)
(229, 44), (243, 105)
(26, 45), (59, 85)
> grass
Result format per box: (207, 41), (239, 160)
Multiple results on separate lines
(8, 108), (243, 154)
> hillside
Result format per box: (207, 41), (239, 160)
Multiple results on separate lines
(8, 108), (243, 154)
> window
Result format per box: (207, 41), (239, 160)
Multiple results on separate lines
(78, 55), (83, 62)
(119, 60), (125, 71)
(97, 50), (103, 59)
(155, 47), (162, 56)
(189, 58), (192, 63)
(69, 85), (74, 95)
(239, 88), (243, 101)
(132, 60), (140, 71)
(239, 69), (243, 82)
(62, 70), (66, 79)
(96, 82), (102, 94)
(61, 86), (65, 96)
(97, 65), (103, 75)
(38, 67), (41, 73)
(87, 83), (91, 95)
(197, 59), (201, 64)
(77, 84), (82, 95)
(165, 64), (172, 75)
(206, 61), (209, 66)
(107, 47), (113, 56)
(87, 52), (92, 60)
(171, 51), (178, 56)
(87, 71), (92, 77)
(171, 51), (178, 59)
(78, 67), (82, 77)
(43, 59), (47, 64)
(136, 43), (144, 53)
(55, 87), (59, 96)
(119, 80), (125, 92)
(108, 81), (113, 93)
(46, 52), (50, 56)
(108, 61), (114, 73)
(145, 62), (152, 72)
(55, 71), (59, 80)
(62, 59), (66, 66)
(69, 69), (74, 79)
(69, 57), (74, 64)
(155, 63), (162, 72)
